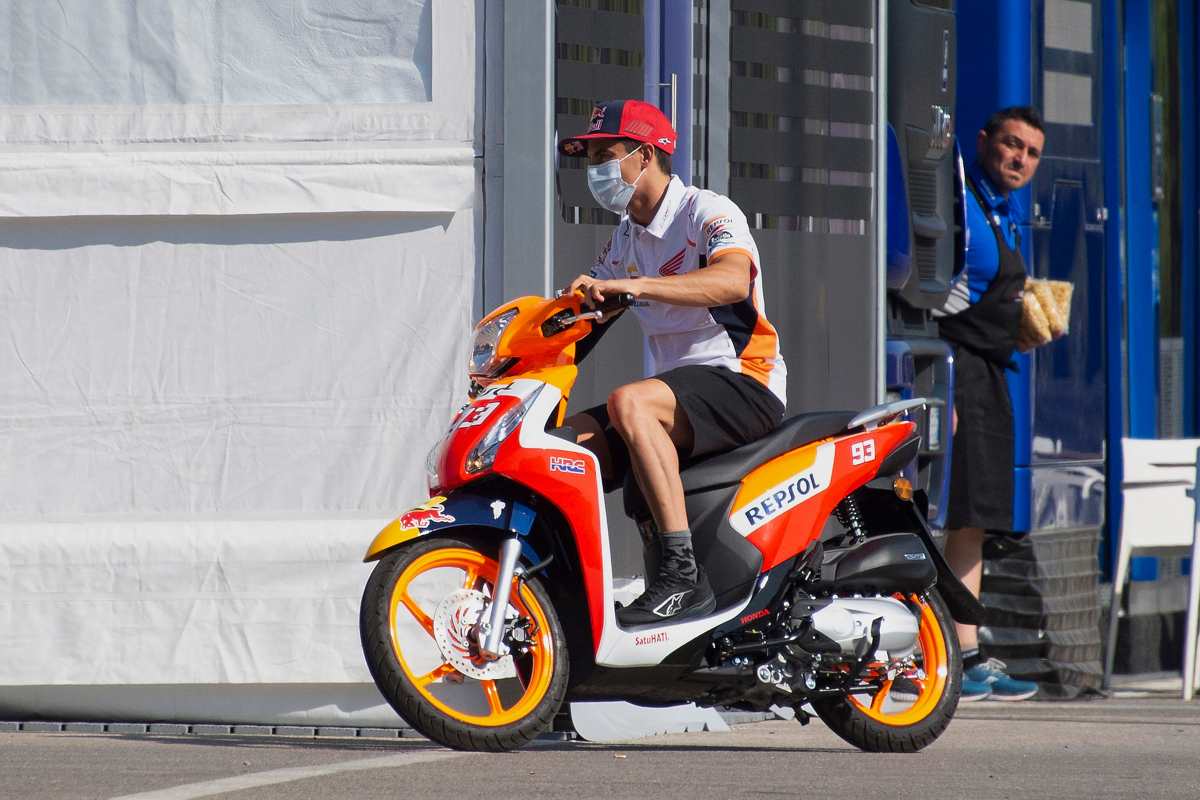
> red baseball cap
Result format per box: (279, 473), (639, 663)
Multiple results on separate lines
(558, 99), (677, 157)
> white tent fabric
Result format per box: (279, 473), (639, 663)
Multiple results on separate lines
(0, 213), (473, 517)
(0, 0), (480, 712)
(0, 519), (381, 686)
(1, 1), (433, 110)
(0, 211), (475, 697)
(0, 147), (476, 217)
(0, 0), (476, 217)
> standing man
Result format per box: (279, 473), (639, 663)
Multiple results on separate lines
(935, 106), (1046, 701)
(558, 100), (788, 626)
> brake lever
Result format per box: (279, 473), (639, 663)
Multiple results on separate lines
(558, 310), (606, 325)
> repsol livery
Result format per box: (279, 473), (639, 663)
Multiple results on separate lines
(359, 291), (982, 753)
(732, 442), (836, 536)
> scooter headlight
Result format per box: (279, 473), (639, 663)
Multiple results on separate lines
(465, 384), (544, 473)
(469, 309), (519, 378)
(425, 427), (453, 486)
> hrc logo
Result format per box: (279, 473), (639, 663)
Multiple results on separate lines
(549, 456), (586, 475)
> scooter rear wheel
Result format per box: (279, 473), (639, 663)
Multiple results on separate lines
(360, 534), (569, 751)
(811, 589), (961, 752)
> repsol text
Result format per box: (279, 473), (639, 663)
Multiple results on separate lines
(744, 471), (823, 526)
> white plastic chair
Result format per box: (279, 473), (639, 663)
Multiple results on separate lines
(1103, 438), (1200, 700)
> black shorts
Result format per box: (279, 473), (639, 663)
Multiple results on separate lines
(944, 344), (1015, 531)
(579, 364), (785, 483)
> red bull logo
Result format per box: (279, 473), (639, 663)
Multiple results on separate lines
(399, 502), (455, 530)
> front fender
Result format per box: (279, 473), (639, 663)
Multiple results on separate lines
(363, 489), (537, 562)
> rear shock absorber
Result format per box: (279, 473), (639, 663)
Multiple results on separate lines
(835, 495), (866, 543)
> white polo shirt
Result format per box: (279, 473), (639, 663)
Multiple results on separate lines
(589, 176), (788, 406)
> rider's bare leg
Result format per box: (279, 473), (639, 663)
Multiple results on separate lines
(605, 378), (693, 532)
(607, 379), (714, 623)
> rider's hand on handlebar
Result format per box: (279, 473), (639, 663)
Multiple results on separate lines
(566, 274), (637, 311)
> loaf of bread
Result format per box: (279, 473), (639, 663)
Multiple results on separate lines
(1017, 277), (1074, 351)
(1017, 279), (1053, 352)
(1047, 279), (1073, 337)
(1030, 280), (1066, 338)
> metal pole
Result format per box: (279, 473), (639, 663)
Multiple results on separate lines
(875, 0), (888, 402)
(670, 72), (678, 130)
(503, 0), (555, 300)
(661, 2), (692, 183)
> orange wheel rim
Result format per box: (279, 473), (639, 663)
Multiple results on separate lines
(387, 547), (555, 727)
(848, 594), (949, 727)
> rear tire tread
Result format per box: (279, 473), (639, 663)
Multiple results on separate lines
(811, 590), (962, 753)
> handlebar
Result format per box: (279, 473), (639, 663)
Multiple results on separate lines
(540, 292), (634, 337)
(553, 289), (635, 311)
(594, 292), (635, 313)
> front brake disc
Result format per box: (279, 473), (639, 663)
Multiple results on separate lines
(432, 589), (517, 680)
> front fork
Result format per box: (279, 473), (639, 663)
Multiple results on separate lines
(478, 536), (523, 659)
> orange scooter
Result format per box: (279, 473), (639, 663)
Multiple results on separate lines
(359, 292), (982, 752)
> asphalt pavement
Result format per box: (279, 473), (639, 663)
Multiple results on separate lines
(1, 695), (1197, 800)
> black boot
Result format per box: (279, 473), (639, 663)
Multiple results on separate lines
(617, 531), (715, 626)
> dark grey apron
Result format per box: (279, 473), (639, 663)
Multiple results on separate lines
(941, 175), (1027, 531)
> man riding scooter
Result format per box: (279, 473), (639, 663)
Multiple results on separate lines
(559, 100), (788, 625)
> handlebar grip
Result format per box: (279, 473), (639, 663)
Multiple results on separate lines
(597, 292), (635, 313)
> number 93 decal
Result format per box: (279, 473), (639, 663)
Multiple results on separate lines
(458, 401), (501, 428)
(851, 439), (876, 466)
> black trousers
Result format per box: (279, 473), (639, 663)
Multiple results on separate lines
(579, 364), (784, 487)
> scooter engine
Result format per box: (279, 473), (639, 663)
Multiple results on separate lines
(804, 596), (920, 660)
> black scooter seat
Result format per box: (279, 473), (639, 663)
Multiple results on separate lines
(678, 410), (856, 494)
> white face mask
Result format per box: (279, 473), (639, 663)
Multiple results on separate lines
(586, 147), (646, 214)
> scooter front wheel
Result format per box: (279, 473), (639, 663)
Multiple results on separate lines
(360, 533), (569, 752)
